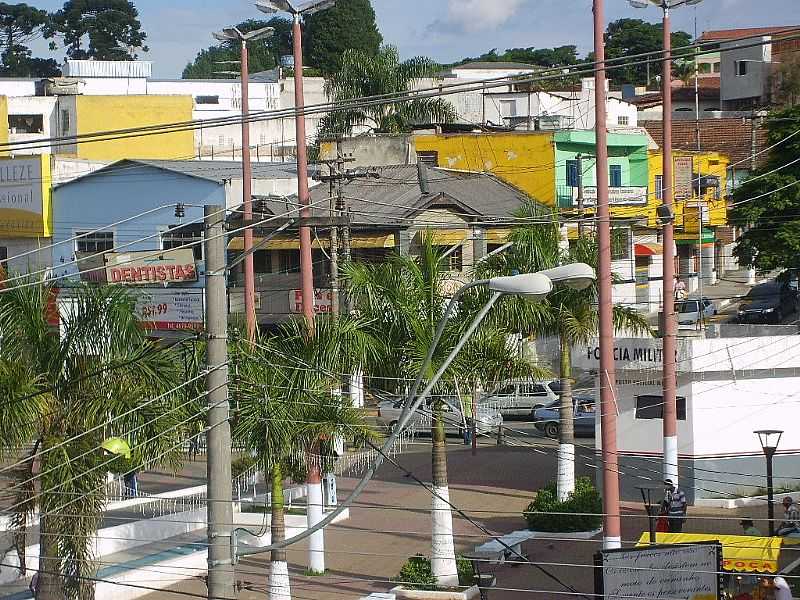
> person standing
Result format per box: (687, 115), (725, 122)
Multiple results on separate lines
(740, 519), (762, 536)
(772, 576), (792, 600)
(777, 496), (800, 536)
(663, 479), (687, 533)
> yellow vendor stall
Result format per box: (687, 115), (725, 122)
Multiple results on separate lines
(638, 533), (785, 600)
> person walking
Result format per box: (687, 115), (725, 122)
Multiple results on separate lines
(777, 496), (800, 536)
(663, 479), (687, 533)
(740, 519), (762, 536)
(462, 394), (474, 446)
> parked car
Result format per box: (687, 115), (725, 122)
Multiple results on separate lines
(532, 397), (596, 439)
(376, 395), (503, 436)
(737, 282), (797, 324)
(675, 297), (716, 327)
(481, 380), (560, 418)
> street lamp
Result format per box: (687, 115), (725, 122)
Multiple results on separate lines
(233, 266), (596, 563)
(755, 429), (783, 536)
(255, 0), (338, 330)
(211, 25), (274, 343)
(627, 0), (704, 495)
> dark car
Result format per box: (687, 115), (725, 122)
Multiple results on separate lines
(737, 282), (797, 324)
(532, 397), (596, 439)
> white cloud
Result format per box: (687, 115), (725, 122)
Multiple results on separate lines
(433, 0), (526, 33)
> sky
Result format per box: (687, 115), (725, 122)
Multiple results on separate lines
(29, 0), (800, 78)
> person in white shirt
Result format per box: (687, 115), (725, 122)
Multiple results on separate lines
(772, 576), (792, 600)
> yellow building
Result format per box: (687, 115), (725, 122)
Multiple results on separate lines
(70, 95), (194, 161)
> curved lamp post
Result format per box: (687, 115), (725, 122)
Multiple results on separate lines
(234, 264), (597, 561)
(755, 429), (783, 536)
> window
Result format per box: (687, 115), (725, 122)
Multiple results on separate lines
(76, 232), (113, 254)
(162, 226), (202, 261)
(635, 395), (687, 420)
(655, 175), (664, 201)
(611, 227), (630, 260)
(617, 115), (629, 126)
(8, 114), (44, 134)
(196, 95), (220, 105)
(499, 99), (517, 118)
(417, 151), (439, 167)
(566, 159), (579, 188)
(735, 60), (748, 77)
(609, 164), (622, 188)
(713, 62), (721, 73)
(61, 109), (70, 136)
(434, 245), (463, 272)
(253, 249), (271, 273)
(698, 62), (712, 74)
(278, 249), (301, 273)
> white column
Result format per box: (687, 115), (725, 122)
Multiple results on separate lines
(307, 480), (325, 574)
(663, 435), (678, 488)
(557, 443), (576, 502)
(268, 560), (291, 600)
(431, 486), (458, 587)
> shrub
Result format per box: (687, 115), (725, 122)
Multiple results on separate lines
(231, 454), (257, 479)
(524, 476), (602, 532)
(394, 555), (476, 590)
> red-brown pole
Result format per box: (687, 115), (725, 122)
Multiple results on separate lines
(661, 5), (679, 487)
(292, 14), (316, 330)
(594, 0), (621, 550)
(241, 40), (257, 342)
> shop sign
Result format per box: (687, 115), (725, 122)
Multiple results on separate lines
(572, 186), (648, 206)
(289, 289), (334, 314)
(0, 155), (51, 238)
(576, 338), (691, 372)
(674, 156), (694, 199)
(106, 248), (198, 285)
(597, 543), (722, 600)
(134, 289), (204, 331)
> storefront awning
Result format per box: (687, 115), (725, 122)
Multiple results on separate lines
(634, 243), (663, 257)
(636, 533), (782, 573)
(485, 229), (511, 244)
(227, 233), (396, 251)
(414, 230), (467, 245)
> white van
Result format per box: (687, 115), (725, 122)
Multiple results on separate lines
(482, 380), (560, 417)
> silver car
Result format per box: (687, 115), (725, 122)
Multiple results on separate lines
(376, 396), (503, 436)
(481, 380), (560, 418)
(675, 297), (716, 327)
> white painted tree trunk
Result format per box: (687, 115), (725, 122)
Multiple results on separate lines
(307, 479), (325, 574)
(556, 443), (576, 502)
(431, 485), (458, 587)
(268, 560), (291, 600)
(350, 369), (364, 408)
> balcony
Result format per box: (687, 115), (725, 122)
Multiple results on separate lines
(556, 185), (648, 209)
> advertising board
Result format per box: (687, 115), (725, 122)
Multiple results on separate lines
(134, 289), (204, 331)
(289, 289), (334, 314)
(596, 543), (722, 600)
(105, 248), (198, 285)
(0, 155), (51, 237)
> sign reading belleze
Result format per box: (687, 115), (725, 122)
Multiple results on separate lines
(0, 155), (51, 237)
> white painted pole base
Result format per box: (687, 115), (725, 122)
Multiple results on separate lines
(557, 443), (576, 502)
(350, 370), (364, 408)
(269, 560), (291, 600)
(431, 485), (459, 587)
(307, 481), (325, 574)
(663, 435), (678, 487)
(603, 535), (622, 549)
(747, 268), (756, 285)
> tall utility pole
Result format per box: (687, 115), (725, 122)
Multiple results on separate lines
(593, 0), (622, 551)
(204, 205), (235, 600)
(212, 25), (274, 342)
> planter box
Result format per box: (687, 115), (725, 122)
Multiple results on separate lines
(390, 585), (480, 600)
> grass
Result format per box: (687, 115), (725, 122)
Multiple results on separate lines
(303, 568), (328, 577)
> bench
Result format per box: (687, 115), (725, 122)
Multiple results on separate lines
(471, 529), (537, 565)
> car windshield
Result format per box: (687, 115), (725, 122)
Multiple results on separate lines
(745, 284), (780, 300)
(676, 301), (699, 313)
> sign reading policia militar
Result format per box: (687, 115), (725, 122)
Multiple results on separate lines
(0, 155), (51, 238)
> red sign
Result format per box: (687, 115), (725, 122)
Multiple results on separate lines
(110, 263), (196, 284)
(289, 289), (333, 314)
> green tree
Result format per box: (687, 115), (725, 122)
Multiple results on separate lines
(319, 45), (456, 137)
(453, 45), (579, 68)
(0, 3), (60, 76)
(730, 106), (800, 270)
(234, 316), (378, 595)
(46, 0), (148, 61)
(344, 238), (541, 586)
(0, 281), (186, 600)
(479, 204), (651, 501)
(772, 53), (800, 108)
(303, 0), (381, 75)
(604, 18), (692, 85)
(182, 17), (292, 80)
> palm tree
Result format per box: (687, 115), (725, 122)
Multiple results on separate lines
(344, 239), (540, 586)
(319, 45), (457, 137)
(480, 204), (651, 501)
(0, 280), (186, 600)
(233, 315), (378, 597)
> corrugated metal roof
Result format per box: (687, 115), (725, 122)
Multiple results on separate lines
(55, 159), (300, 188)
(266, 164), (535, 227)
(63, 60), (153, 78)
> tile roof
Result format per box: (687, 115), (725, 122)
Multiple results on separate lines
(699, 26), (800, 42)
(263, 164), (536, 227)
(627, 85), (721, 107)
(640, 118), (769, 168)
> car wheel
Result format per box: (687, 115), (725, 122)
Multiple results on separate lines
(544, 422), (559, 439)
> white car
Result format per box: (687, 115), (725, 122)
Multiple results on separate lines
(481, 380), (560, 417)
(376, 396), (503, 436)
(675, 297), (716, 327)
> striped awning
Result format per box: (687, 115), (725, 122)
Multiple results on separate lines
(414, 229), (468, 245)
(634, 243), (663, 257)
(228, 233), (396, 251)
(485, 229), (511, 244)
